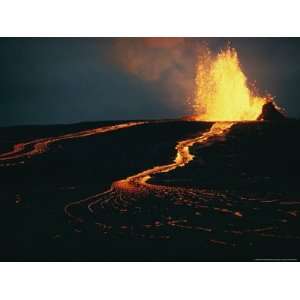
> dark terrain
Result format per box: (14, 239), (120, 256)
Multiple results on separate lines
(6, 119), (300, 261)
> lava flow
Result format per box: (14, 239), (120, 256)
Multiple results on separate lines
(65, 122), (235, 219)
(0, 122), (145, 166)
(109, 122), (234, 196)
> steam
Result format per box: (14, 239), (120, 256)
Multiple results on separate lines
(109, 38), (199, 112)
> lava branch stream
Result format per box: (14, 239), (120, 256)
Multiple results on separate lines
(65, 122), (235, 220)
(0, 122), (145, 165)
(111, 122), (235, 195)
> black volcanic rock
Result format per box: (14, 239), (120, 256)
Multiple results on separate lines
(258, 101), (286, 121)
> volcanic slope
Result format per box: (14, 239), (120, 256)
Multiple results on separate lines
(6, 119), (300, 260)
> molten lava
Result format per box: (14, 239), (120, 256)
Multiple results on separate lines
(0, 122), (145, 166)
(193, 47), (271, 121)
(66, 121), (235, 218)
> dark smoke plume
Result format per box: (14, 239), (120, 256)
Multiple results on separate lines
(109, 38), (201, 113)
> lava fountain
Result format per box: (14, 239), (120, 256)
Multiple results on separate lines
(193, 47), (272, 121)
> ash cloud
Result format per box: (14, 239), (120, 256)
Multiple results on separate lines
(109, 38), (200, 114)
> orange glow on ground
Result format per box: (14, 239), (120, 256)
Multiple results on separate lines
(0, 122), (145, 166)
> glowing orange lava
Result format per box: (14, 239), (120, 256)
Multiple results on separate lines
(193, 47), (271, 121)
(65, 122), (235, 218)
(0, 122), (145, 166)
(118, 122), (234, 189)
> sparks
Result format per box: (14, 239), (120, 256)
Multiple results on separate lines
(193, 47), (272, 121)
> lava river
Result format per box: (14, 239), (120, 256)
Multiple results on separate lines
(0, 121), (145, 166)
(64, 121), (300, 249)
(65, 123), (235, 226)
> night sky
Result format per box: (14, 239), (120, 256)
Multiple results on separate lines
(1, 37), (300, 126)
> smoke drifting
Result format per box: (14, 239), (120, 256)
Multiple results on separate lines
(109, 38), (199, 113)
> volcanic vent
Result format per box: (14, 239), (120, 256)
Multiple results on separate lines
(258, 101), (286, 121)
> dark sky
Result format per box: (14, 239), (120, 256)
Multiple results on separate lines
(1, 37), (300, 126)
